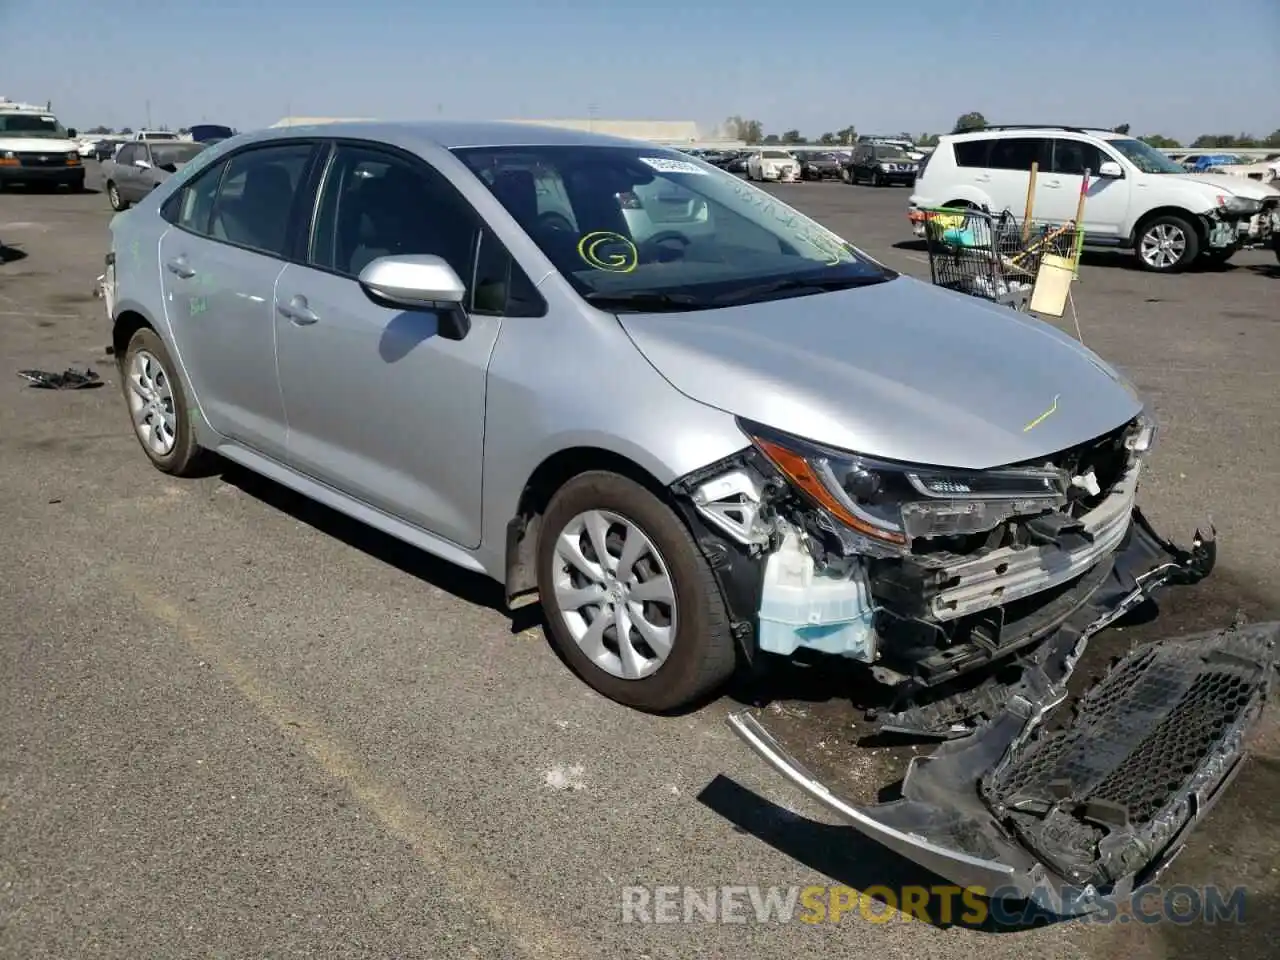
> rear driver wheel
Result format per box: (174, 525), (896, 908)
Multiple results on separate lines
(536, 471), (736, 712)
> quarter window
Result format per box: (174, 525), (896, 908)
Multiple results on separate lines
(952, 139), (989, 167)
(164, 160), (224, 234)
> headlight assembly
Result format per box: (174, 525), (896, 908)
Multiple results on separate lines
(1217, 195), (1262, 215)
(740, 420), (1070, 551)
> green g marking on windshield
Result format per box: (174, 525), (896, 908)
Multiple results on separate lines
(1023, 394), (1060, 432)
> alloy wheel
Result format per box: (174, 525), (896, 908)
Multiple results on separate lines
(126, 349), (177, 456)
(551, 509), (678, 681)
(1139, 222), (1187, 270)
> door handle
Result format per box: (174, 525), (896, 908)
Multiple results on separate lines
(165, 257), (195, 279)
(1043, 178), (1063, 188)
(974, 174), (991, 182)
(277, 294), (319, 325)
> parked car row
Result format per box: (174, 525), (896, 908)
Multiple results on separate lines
(682, 139), (922, 187)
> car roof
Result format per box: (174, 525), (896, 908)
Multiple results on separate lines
(944, 127), (1122, 142)
(243, 120), (666, 151)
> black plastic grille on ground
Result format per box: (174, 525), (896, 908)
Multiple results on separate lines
(980, 629), (1272, 886)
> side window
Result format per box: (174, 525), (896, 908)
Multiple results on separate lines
(987, 137), (1049, 171)
(952, 139), (989, 167)
(162, 160), (226, 234)
(309, 143), (544, 317)
(1051, 140), (1106, 176)
(116, 144), (137, 166)
(207, 143), (314, 257)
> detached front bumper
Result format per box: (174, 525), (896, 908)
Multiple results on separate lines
(728, 512), (1278, 916)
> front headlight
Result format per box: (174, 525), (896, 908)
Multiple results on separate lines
(1218, 195), (1262, 215)
(1, 151), (15, 160)
(879, 162), (892, 170)
(740, 420), (1069, 551)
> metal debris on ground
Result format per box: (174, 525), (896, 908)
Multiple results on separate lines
(16, 367), (103, 389)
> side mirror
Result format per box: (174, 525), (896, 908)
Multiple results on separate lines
(358, 254), (471, 339)
(1097, 160), (1123, 179)
(135, 159), (152, 170)
(67, 128), (77, 139)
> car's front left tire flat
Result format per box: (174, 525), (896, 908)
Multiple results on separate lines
(536, 471), (737, 713)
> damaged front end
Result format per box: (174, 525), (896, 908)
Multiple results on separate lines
(670, 415), (1278, 915)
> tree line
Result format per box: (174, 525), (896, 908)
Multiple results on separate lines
(724, 112), (1280, 150)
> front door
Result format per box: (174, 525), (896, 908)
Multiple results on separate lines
(157, 140), (317, 459)
(1036, 138), (1132, 239)
(273, 141), (513, 548)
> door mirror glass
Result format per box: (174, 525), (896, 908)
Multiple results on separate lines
(1097, 160), (1124, 178)
(358, 255), (466, 308)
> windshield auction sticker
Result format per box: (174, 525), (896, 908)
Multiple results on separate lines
(638, 157), (708, 176)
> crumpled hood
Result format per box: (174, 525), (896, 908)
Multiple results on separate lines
(617, 276), (1143, 469)
(0, 136), (76, 154)
(1173, 172), (1280, 200)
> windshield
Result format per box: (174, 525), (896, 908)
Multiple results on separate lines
(877, 146), (909, 159)
(761, 150), (791, 159)
(453, 145), (893, 310)
(150, 142), (208, 167)
(0, 113), (68, 139)
(1108, 138), (1186, 174)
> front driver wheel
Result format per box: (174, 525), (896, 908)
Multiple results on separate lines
(107, 181), (129, 211)
(1136, 214), (1199, 272)
(536, 471), (736, 712)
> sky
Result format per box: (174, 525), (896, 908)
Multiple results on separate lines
(2, 0), (1277, 143)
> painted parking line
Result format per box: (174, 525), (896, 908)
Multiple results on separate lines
(113, 568), (588, 960)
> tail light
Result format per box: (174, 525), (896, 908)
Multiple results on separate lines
(616, 191), (643, 210)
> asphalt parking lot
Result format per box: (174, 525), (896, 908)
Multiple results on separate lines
(2, 163), (1278, 960)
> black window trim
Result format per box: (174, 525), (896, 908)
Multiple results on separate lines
(159, 138), (326, 262)
(297, 136), (546, 318)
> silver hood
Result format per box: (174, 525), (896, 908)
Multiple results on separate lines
(617, 276), (1143, 469)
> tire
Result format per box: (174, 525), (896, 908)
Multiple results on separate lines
(870, 170), (883, 187)
(1135, 213), (1199, 273)
(107, 181), (129, 211)
(120, 327), (211, 476)
(536, 471), (737, 713)
(840, 167), (851, 184)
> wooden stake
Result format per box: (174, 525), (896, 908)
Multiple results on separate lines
(1022, 162), (1039, 243)
(1072, 168), (1091, 276)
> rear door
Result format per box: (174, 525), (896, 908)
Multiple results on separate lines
(983, 136), (1051, 217)
(272, 140), (538, 548)
(157, 140), (319, 459)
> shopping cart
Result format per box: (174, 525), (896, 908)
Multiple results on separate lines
(920, 206), (1079, 311)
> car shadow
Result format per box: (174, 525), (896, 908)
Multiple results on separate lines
(1245, 262), (1279, 278)
(0, 244), (29, 263)
(215, 460), (542, 635)
(695, 774), (1066, 931)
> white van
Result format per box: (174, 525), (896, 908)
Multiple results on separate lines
(909, 125), (1280, 272)
(0, 99), (85, 191)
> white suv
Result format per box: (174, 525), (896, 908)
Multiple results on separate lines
(908, 126), (1280, 272)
